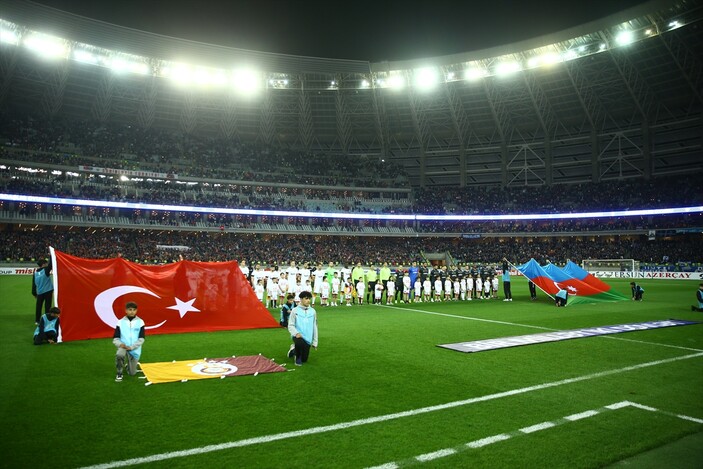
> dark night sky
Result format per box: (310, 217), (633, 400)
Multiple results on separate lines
(33, 0), (647, 62)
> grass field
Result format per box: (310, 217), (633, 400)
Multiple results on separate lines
(1, 275), (702, 468)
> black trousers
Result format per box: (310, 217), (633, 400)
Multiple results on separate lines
(293, 337), (311, 363)
(367, 281), (376, 302)
(35, 291), (52, 323)
(33, 330), (57, 345)
(529, 282), (537, 299)
(503, 281), (512, 299)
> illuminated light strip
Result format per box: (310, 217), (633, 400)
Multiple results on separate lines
(1, 194), (701, 222)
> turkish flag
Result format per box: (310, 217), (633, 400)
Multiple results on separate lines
(50, 248), (279, 342)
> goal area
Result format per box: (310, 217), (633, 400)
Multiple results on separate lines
(582, 259), (639, 273)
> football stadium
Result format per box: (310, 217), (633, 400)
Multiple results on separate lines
(1, 0), (702, 467)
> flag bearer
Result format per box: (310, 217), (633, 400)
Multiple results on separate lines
(113, 302), (145, 382)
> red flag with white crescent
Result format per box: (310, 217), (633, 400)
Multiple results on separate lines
(50, 248), (279, 342)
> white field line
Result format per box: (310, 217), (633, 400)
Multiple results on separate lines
(379, 304), (703, 352)
(79, 352), (703, 469)
(367, 400), (703, 468)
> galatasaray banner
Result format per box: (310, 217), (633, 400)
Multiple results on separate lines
(50, 248), (279, 342)
(140, 355), (287, 384)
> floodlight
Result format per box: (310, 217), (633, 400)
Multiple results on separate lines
(110, 58), (128, 73)
(360, 79), (370, 88)
(0, 28), (19, 45)
(24, 33), (67, 59)
(562, 50), (578, 61)
(120, 175), (129, 181)
(74, 49), (98, 64)
(387, 74), (405, 89)
(194, 67), (223, 85)
(495, 61), (521, 76)
(129, 62), (150, 75)
(527, 54), (561, 69)
(669, 21), (680, 29)
(232, 68), (261, 93)
(464, 67), (487, 81)
(615, 31), (634, 46)
(414, 67), (439, 90)
(168, 64), (193, 85)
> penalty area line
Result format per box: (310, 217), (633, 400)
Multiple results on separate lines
(79, 352), (703, 469)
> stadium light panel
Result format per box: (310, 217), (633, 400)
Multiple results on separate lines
(527, 53), (562, 68)
(73, 49), (98, 64)
(129, 61), (150, 75)
(562, 50), (579, 61)
(110, 57), (128, 73)
(168, 64), (194, 85)
(414, 67), (439, 90)
(0, 28), (19, 45)
(232, 68), (261, 94)
(193, 67), (226, 86)
(495, 61), (521, 76)
(615, 31), (634, 46)
(387, 74), (405, 90)
(24, 33), (68, 59)
(360, 79), (370, 88)
(464, 67), (488, 81)
(669, 20), (681, 29)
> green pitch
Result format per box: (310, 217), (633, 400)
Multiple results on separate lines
(1, 275), (701, 468)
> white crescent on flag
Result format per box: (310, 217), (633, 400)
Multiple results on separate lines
(94, 286), (167, 330)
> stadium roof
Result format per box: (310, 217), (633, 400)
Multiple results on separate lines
(0, 0), (701, 188)
(30, 0), (650, 62)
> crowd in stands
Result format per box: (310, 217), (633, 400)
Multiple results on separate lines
(2, 112), (701, 216)
(2, 228), (700, 267)
(1, 111), (702, 252)
(0, 113), (408, 188)
(2, 162), (702, 232)
(413, 176), (703, 214)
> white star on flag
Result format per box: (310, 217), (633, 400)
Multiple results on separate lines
(567, 286), (578, 293)
(167, 298), (201, 318)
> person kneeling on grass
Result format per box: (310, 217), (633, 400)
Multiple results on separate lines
(287, 291), (318, 366)
(630, 282), (644, 301)
(555, 289), (568, 307)
(33, 307), (60, 345)
(113, 302), (145, 382)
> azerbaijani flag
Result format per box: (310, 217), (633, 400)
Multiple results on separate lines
(515, 258), (628, 306)
(515, 259), (561, 297)
(562, 260), (616, 291)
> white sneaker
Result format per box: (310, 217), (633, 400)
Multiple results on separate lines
(503, 299), (510, 301)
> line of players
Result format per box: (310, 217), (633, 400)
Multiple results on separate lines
(239, 260), (507, 308)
